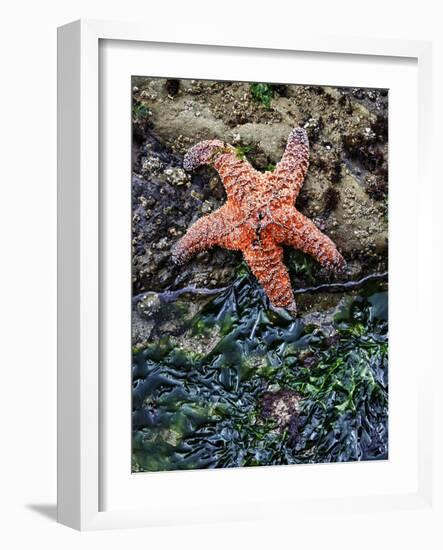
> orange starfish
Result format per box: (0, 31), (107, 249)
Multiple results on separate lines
(172, 128), (345, 314)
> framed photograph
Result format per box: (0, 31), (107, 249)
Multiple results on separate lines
(57, 19), (433, 530)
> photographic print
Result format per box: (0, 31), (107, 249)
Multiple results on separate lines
(131, 78), (388, 472)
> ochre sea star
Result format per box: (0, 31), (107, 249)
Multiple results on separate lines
(172, 128), (345, 314)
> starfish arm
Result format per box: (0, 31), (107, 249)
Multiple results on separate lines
(212, 150), (259, 204)
(183, 139), (258, 202)
(277, 209), (345, 272)
(243, 239), (297, 313)
(171, 204), (239, 264)
(273, 128), (309, 201)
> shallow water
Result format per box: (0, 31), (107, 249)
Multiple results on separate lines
(132, 272), (388, 472)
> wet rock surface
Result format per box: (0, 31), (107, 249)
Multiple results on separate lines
(261, 389), (301, 436)
(132, 290), (219, 353)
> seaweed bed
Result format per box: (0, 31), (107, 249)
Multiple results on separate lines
(132, 271), (388, 472)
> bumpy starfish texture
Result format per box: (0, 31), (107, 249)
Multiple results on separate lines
(172, 128), (345, 314)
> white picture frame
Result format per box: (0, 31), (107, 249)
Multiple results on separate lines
(57, 19), (434, 531)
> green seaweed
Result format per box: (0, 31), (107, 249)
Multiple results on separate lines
(132, 102), (150, 122)
(235, 145), (254, 160)
(287, 250), (318, 284)
(250, 83), (274, 109)
(132, 272), (388, 471)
